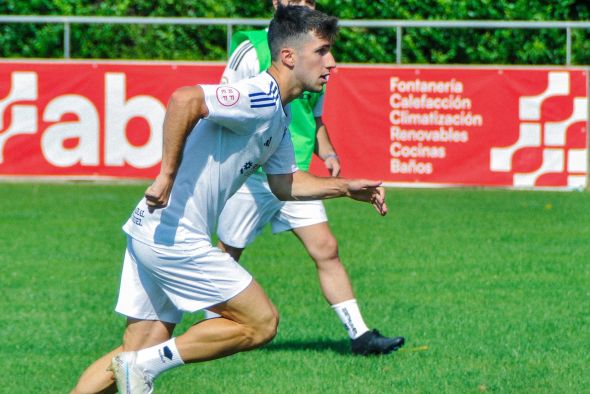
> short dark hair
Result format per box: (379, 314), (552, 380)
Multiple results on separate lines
(267, 5), (338, 61)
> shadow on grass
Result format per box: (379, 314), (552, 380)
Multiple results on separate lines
(260, 339), (350, 355)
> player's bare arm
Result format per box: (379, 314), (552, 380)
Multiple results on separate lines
(314, 116), (340, 176)
(267, 171), (387, 216)
(145, 85), (209, 209)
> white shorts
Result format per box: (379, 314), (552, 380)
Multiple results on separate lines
(115, 236), (253, 324)
(217, 174), (328, 248)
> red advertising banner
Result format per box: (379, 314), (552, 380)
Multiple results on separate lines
(311, 65), (588, 189)
(0, 60), (223, 179)
(1, 61), (588, 189)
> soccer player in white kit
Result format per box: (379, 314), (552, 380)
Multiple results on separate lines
(72, 6), (387, 394)
(215, 0), (404, 356)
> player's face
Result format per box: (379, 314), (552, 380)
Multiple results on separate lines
(294, 32), (336, 93)
(274, 0), (316, 9)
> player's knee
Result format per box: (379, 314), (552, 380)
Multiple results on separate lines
(257, 307), (280, 345)
(308, 233), (339, 262)
(248, 307), (279, 347)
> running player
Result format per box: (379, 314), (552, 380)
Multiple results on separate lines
(72, 6), (388, 393)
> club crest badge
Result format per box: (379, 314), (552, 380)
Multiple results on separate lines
(216, 86), (240, 107)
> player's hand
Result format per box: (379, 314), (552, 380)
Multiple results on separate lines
(324, 155), (340, 177)
(346, 179), (388, 216)
(144, 173), (175, 212)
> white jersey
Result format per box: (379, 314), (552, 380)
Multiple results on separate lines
(222, 40), (325, 117)
(123, 72), (297, 249)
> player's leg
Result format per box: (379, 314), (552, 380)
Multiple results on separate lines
(71, 348), (120, 394)
(71, 240), (178, 394)
(272, 200), (355, 305)
(111, 239), (278, 388)
(292, 221), (354, 304)
(291, 221), (372, 339)
(279, 201), (404, 355)
(176, 279), (278, 360)
(71, 320), (175, 393)
(112, 279), (278, 390)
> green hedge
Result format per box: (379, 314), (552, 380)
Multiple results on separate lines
(1, 0), (589, 64)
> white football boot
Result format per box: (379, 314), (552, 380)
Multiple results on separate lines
(110, 351), (154, 394)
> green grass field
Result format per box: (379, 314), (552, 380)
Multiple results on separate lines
(1, 182), (588, 393)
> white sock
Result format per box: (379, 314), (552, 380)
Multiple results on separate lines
(135, 338), (184, 379)
(332, 299), (370, 339)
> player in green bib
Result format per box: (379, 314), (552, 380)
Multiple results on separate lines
(216, 0), (404, 355)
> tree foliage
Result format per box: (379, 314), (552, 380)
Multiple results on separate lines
(1, 0), (589, 64)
